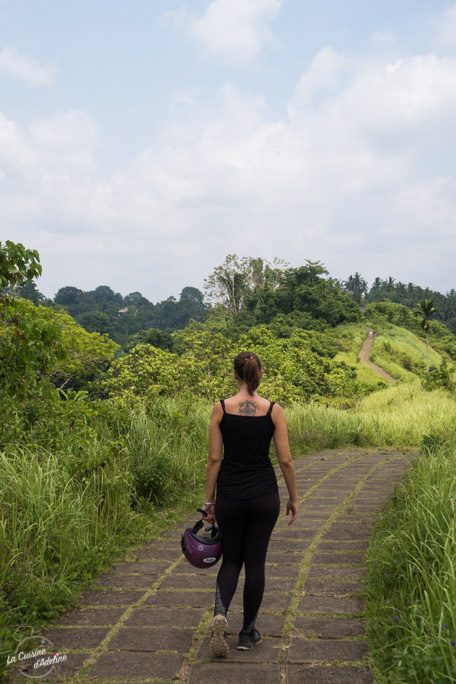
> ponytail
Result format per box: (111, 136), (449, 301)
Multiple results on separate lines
(233, 352), (262, 395)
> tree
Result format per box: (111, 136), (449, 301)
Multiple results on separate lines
(414, 299), (438, 370)
(178, 287), (209, 325)
(124, 291), (150, 308)
(90, 285), (123, 311)
(204, 255), (287, 318)
(204, 254), (248, 317)
(15, 281), (48, 305)
(343, 272), (368, 305)
(125, 328), (173, 352)
(79, 311), (113, 336)
(265, 261), (360, 326)
(54, 285), (84, 308)
(0, 243), (63, 398)
(54, 287), (97, 320)
(180, 286), (205, 307)
(386, 276), (396, 293)
(0, 240), (42, 294)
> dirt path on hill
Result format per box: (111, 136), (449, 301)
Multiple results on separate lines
(10, 449), (414, 684)
(358, 329), (397, 384)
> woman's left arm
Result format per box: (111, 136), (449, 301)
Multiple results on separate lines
(202, 402), (223, 522)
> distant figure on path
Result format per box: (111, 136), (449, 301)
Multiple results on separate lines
(201, 351), (298, 657)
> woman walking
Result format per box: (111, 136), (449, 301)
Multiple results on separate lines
(202, 351), (298, 657)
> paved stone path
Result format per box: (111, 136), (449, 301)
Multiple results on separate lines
(17, 449), (412, 683)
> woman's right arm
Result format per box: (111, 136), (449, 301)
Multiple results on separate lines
(202, 402), (224, 523)
(272, 404), (298, 525)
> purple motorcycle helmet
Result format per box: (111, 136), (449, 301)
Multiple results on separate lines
(181, 509), (222, 569)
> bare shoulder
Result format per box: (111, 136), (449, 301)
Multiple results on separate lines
(211, 401), (224, 419)
(271, 402), (286, 422)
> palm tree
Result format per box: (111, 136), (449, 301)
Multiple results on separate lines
(414, 299), (438, 370)
(343, 272), (368, 305)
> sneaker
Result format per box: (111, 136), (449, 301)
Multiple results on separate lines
(209, 614), (229, 657)
(237, 628), (262, 650)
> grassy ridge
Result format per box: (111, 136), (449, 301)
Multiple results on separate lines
(334, 321), (445, 385)
(368, 323), (442, 382)
(334, 323), (387, 386)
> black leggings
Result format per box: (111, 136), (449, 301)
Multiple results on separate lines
(214, 491), (280, 632)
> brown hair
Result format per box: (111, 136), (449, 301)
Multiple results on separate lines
(233, 351), (262, 395)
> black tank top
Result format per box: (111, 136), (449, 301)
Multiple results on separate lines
(216, 399), (279, 500)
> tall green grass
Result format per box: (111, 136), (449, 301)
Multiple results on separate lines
(0, 447), (144, 679)
(366, 442), (456, 682)
(286, 382), (456, 452)
(0, 396), (210, 679)
(124, 398), (210, 505)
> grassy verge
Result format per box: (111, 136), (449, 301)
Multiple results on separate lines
(365, 442), (456, 682)
(286, 382), (456, 452)
(0, 396), (210, 679)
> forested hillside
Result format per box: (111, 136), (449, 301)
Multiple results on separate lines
(14, 255), (456, 346)
(343, 271), (456, 333)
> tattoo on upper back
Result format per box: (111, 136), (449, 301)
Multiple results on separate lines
(239, 401), (257, 416)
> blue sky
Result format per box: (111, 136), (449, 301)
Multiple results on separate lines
(1, 0), (456, 301)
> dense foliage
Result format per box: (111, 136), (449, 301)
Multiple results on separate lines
(343, 272), (456, 334)
(15, 256), (361, 348)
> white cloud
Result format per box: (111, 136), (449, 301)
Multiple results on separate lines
(168, 0), (282, 65)
(290, 48), (456, 152)
(0, 46), (58, 86)
(4, 42), (456, 298)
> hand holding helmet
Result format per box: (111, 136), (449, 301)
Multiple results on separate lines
(202, 501), (215, 523)
(181, 508), (222, 569)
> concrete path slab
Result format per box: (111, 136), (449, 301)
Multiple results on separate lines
(8, 449), (412, 683)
